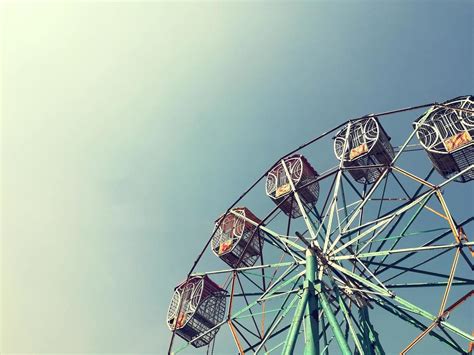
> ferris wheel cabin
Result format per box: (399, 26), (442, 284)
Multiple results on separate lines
(414, 95), (474, 183)
(211, 207), (264, 268)
(334, 116), (395, 184)
(265, 155), (319, 218)
(167, 275), (227, 348)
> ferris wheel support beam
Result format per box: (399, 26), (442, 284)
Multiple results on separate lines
(371, 296), (466, 354)
(254, 293), (301, 354)
(282, 249), (320, 355)
(368, 168), (436, 272)
(282, 248), (354, 355)
(401, 288), (473, 354)
(317, 281), (352, 354)
(303, 249), (319, 355)
(333, 241), (472, 260)
(282, 288), (309, 355)
(329, 261), (474, 343)
(326, 270), (364, 354)
(374, 216), (473, 278)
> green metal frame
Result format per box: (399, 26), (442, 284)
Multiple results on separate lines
(168, 102), (474, 355)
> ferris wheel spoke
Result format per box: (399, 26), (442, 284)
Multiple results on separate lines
(329, 261), (474, 342)
(261, 233), (305, 263)
(320, 170), (345, 253)
(329, 215), (395, 256)
(239, 272), (265, 293)
(437, 164), (474, 188)
(354, 257), (391, 294)
(374, 216), (473, 277)
(230, 209), (307, 254)
(233, 318), (262, 343)
(342, 168), (390, 234)
(362, 170), (391, 256)
(325, 272), (365, 354)
(254, 271), (304, 303)
(319, 320), (346, 355)
(257, 264), (300, 301)
(168, 97), (473, 353)
(367, 171), (436, 269)
(329, 180), (400, 254)
(334, 241), (468, 261)
(385, 280), (473, 289)
(234, 273), (267, 337)
(371, 296), (466, 354)
(314, 285), (352, 353)
(392, 165), (435, 189)
(437, 326), (468, 354)
(378, 247), (462, 285)
(229, 320), (254, 350)
(191, 261), (298, 278)
(400, 287), (473, 354)
(253, 293), (301, 354)
(346, 217), (396, 257)
(280, 158), (322, 248)
(249, 284), (306, 353)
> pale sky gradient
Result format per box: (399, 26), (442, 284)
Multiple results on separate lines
(1, 1), (472, 354)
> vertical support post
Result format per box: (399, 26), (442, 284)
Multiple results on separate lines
(318, 285), (352, 354)
(331, 284), (364, 354)
(304, 249), (319, 355)
(282, 290), (308, 355)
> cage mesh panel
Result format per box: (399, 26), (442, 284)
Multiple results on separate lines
(414, 95), (474, 182)
(266, 155), (320, 218)
(211, 208), (263, 268)
(167, 276), (226, 348)
(334, 117), (394, 184)
(210, 213), (242, 256)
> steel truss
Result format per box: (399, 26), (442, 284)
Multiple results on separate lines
(168, 100), (474, 355)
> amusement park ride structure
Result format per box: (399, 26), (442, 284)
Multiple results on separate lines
(166, 96), (474, 354)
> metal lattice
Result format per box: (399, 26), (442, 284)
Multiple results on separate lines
(167, 96), (474, 355)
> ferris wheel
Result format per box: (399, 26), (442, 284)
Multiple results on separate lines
(166, 96), (474, 354)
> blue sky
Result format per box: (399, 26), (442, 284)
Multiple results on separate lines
(1, 1), (472, 354)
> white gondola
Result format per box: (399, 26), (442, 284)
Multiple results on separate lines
(334, 116), (394, 184)
(265, 154), (319, 218)
(211, 207), (263, 268)
(166, 276), (226, 348)
(414, 95), (474, 182)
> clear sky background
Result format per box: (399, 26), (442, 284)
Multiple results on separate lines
(1, 1), (472, 354)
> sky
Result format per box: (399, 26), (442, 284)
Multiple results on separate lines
(1, 1), (473, 354)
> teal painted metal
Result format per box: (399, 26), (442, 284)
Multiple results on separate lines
(255, 293), (301, 354)
(233, 271), (303, 319)
(332, 283), (364, 354)
(318, 286), (352, 354)
(331, 262), (474, 342)
(304, 250), (319, 355)
(282, 290), (308, 355)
